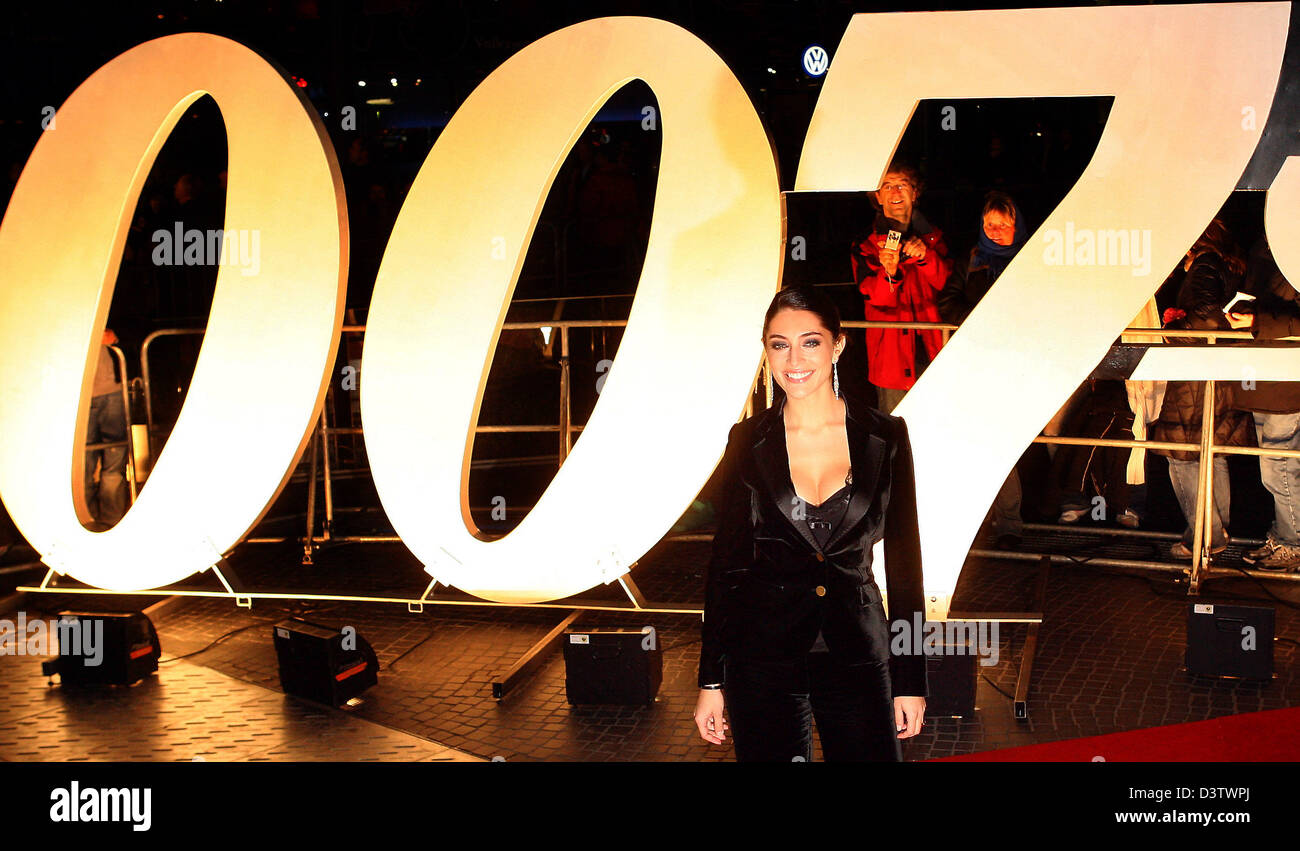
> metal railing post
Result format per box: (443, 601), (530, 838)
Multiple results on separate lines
(140, 334), (157, 459)
(108, 345), (138, 504)
(320, 406), (333, 542)
(559, 325), (572, 461)
(1190, 327), (1223, 592)
(1190, 379), (1218, 592)
(303, 425), (319, 565)
(140, 328), (206, 460)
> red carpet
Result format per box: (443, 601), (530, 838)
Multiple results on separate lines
(934, 706), (1300, 761)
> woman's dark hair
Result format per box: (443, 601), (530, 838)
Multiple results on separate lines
(762, 285), (844, 343)
(1188, 218), (1246, 280)
(981, 190), (1016, 220)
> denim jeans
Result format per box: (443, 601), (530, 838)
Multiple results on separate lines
(85, 391), (127, 526)
(989, 470), (1023, 536)
(1167, 456), (1230, 548)
(1252, 411), (1300, 546)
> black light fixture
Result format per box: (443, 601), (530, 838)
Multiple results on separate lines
(1186, 602), (1275, 680)
(41, 610), (161, 686)
(272, 618), (378, 707)
(563, 626), (662, 705)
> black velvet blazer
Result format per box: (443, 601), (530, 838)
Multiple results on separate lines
(698, 389), (929, 698)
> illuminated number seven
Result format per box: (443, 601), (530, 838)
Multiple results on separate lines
(794, 3), (1288, 617)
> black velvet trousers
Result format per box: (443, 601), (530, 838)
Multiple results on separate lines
(723, 650), (901, 762)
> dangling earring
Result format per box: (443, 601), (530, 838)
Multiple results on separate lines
(832, 359), (840, 398)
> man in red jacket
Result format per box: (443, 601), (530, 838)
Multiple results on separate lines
(850, 162), (953, 413)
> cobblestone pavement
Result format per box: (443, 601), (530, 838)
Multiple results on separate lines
(0, 651), (480, 762)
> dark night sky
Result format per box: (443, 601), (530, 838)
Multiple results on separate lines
(1, 0), (1295, 304)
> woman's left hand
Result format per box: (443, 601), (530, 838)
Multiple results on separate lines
(901, 236), (927, 262)
(894, 696), (926, 739)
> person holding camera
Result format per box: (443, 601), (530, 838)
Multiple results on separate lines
(850, 161), (953, 414)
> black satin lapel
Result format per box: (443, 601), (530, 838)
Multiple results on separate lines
(752, 406), (824, 554)
(826, 403), (887, 552)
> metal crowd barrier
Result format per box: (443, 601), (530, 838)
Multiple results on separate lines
(839, 318), (1296, 591)
(83, 345), (140, 505)
(55, 298), (1286, 611)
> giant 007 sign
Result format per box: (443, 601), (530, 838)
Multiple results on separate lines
(0, 5), (1297, 616)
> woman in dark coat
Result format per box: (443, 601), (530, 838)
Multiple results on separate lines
(694, 285), (927, 762)
(1152, 219), (1253, 558)
(937, 190), (1028, 326)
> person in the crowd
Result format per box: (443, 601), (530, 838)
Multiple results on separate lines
(1049, 379), (1141, 528)
(851, 161), (953, 414)
(85, 329), (128, 529)
(1153, 220), (1253, 559)
(1225, 236), (1300, 571)
(695, 285), (926, 761)
(1048, 297), (1162, 532)
(1118, 297), (1166, 530)
(937, 190), (1027, 547)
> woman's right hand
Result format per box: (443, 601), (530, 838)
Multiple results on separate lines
(1226, 311), (1254, 331)
(694, 689), (729, 745)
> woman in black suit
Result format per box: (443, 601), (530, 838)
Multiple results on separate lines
(694, 285), (928, 761)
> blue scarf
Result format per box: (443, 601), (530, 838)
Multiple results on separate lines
(972, 203), (1028, 282)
